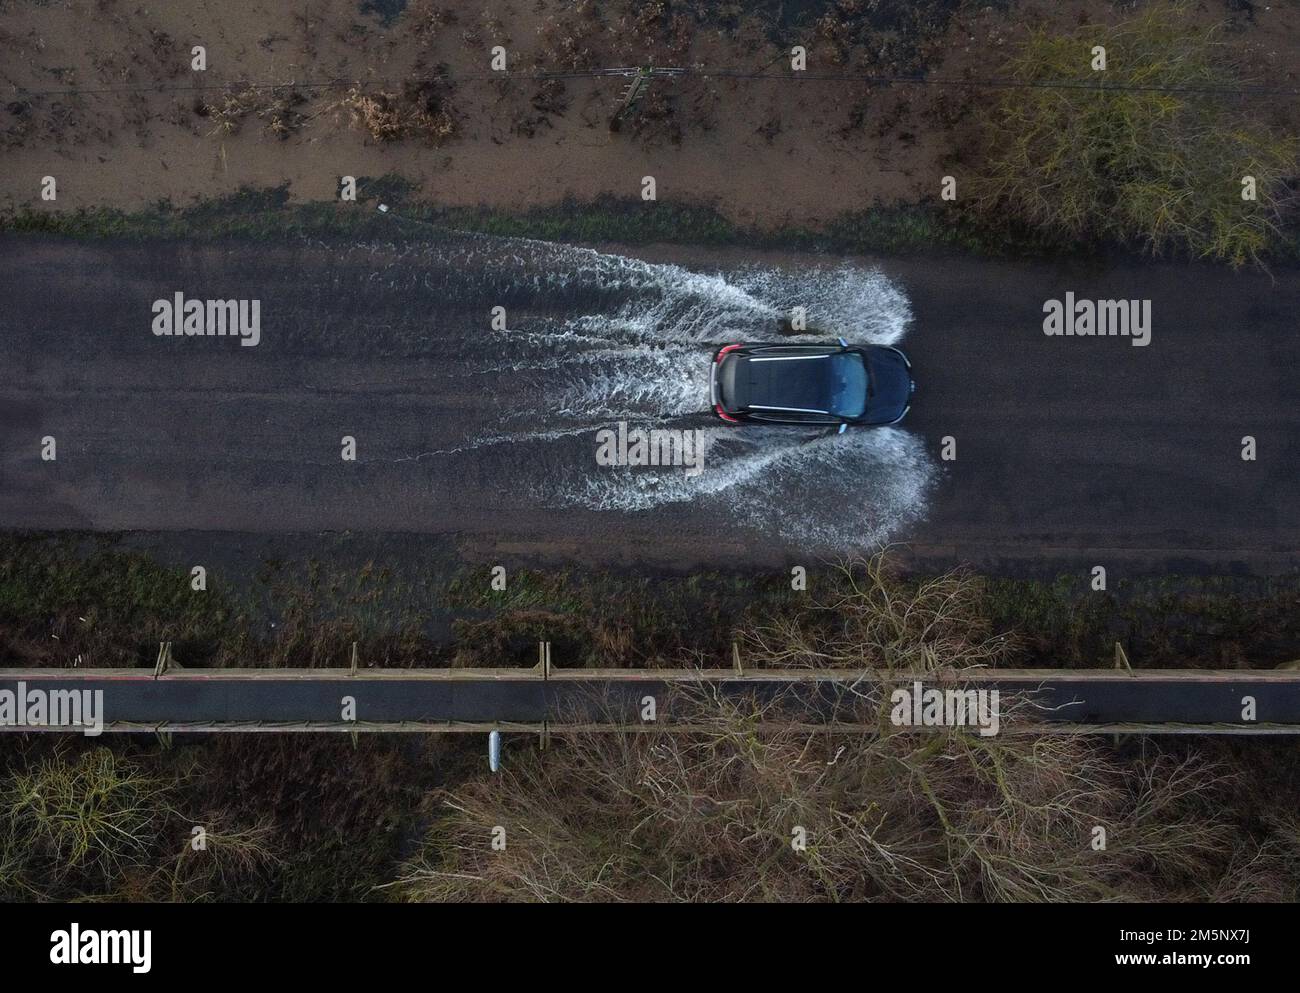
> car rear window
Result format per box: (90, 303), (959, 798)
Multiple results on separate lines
(719, 354), (745, 408)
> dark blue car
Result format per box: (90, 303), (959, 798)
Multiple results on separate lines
(710, 340), (914, 428)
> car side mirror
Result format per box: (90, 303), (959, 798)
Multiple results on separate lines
(837, 423), (848, 435)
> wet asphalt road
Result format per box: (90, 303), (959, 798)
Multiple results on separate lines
(1, 234), (1296, 573)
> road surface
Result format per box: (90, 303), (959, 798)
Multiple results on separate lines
(1, 233), (1296, 571)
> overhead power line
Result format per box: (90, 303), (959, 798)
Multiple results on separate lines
(8, 65), (1297, 100)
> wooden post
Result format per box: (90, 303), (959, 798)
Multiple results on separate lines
(1112, 642), (1132, 747)
(538, 640), (552, 677)
(539, 640), (552, 750)
(609, 67), (652, 132)
(1114, 641), (1132, 674)
(153, 641), (173, 679)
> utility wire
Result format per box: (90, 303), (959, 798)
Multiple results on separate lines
(8, 65), (1298, 99)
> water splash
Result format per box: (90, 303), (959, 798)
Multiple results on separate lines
(545, 426), (934, 549)
(332, 231), (932, 548)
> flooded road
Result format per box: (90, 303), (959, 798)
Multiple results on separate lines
(1, 232), (1296, 571)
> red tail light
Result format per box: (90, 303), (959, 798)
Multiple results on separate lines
(715, 404), (739, 423)
(714, 343), (743, 363)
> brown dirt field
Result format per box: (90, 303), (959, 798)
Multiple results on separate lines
(1, 0), (1296, 228)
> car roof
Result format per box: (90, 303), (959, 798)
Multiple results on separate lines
(735, 351), (834, 414)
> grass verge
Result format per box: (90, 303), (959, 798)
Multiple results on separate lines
(4, 181), (1296, 264)
(0, 183), (1079, 259)
(3, 533), (1299, 672)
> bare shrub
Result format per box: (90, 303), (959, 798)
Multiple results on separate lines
(260, 88), (310, 140)
(163, 816), (281, 900)
(387, 691), (1235, 902)
(739, 552), (1016, 672)
(338, 77), (456, 145)
(201, 87), (262, 136)
(200, 86), (309, 139)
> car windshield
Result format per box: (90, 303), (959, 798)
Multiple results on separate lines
(827, 352), (868, 418)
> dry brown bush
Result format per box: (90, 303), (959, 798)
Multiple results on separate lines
(386, 553), (1236, 903)
(338, 78), (456, 145)
(387, 690), (1236, 902)
(739, 553), (1016, 672)
(199, 86), (310, 139)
